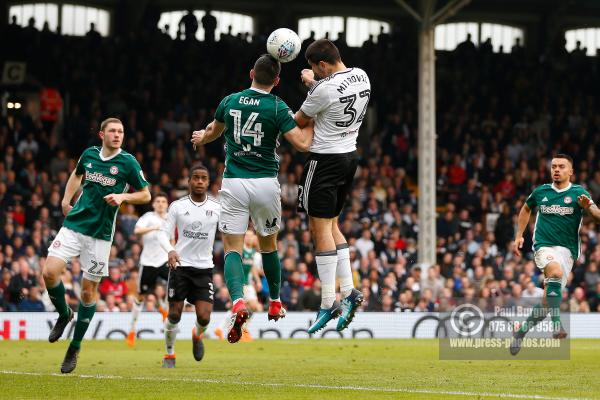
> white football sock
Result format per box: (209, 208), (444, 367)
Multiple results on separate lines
(195, 319), (208, 336)
(165, 319), (178, 355)
(336, 244), (354, 298)
(130, 298), (143, 332)
(316, 251), (338, 309)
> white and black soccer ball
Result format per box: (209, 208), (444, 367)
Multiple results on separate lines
(266, 28), (301, 63)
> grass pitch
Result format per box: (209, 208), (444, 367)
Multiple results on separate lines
(0, 339), (598, 400)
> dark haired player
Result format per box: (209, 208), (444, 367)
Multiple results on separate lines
(294, 39), (371, 333)
(157, 164), (220, 367)
(191, 54), (314, 343)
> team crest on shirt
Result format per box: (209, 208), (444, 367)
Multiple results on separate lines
(564, 196), (572, 204)
(191, 221), (203, 230)
(110, 166), (119, 175)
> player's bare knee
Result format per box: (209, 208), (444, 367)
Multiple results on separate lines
(168, 310), (182, 324)
(197, 316), (210, 326)
(80, 288), (95, 304)
(545, 262), (563, 279)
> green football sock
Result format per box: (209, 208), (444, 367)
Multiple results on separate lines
(546, 279), (563, 330)
(47, 281), (70, 319)
(224, 252), (244, 302)
(261, 251), (282, 300)
(517, 303), (547, 335)
(71, 301), (96, 349)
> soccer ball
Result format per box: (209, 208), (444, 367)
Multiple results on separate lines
(266, 28), (301, 63)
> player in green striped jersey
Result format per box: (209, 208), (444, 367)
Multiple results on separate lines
(43, 118), (151, 371)
(511, 154), (600, 355)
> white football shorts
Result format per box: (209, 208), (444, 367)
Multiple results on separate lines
(219, 177), (281, 237)
(533, 246), (574, 288)
(48, 227), (111, 282)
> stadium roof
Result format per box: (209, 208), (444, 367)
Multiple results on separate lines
(67, 0), (600, 22)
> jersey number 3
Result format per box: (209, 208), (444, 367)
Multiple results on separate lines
(336, 90), (371, 128)
(229, 109), (264, 148)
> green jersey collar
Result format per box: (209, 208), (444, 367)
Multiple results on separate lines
(249, 87), (269, 94)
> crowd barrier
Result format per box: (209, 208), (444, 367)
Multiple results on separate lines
(1, 312), (600, 340)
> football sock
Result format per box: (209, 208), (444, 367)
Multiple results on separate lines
(47, 281), (70, 319)
(195, 319), (208, 336)
(224, 251), (244, 302)
(336, 244), (354, 298)
(517, 303), (547, 335)
(165, 318), (178, 355)
(315, 250), (338, 309)
(130, 298), (143, 332)
(261, 251), (281, 300)
(71, 301), (96, 349)
(546, 278), (563, 330)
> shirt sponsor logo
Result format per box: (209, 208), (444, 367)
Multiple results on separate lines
(86, 171), (117, 186)
(540, 204), (574, 216)
(183, 220), (208, 239)
(110, 166), (119, 175)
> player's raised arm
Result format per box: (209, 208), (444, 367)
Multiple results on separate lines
(283, 123), (314, 152)
(191, 120), (226, 148)
(578, 194), (600, 222)
(513, 203), (532, 257)
(61, 169), (84, 216)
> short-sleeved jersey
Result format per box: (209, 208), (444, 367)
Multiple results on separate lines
(160, 196), (220, 269)
(63, 147), (148, 241)
(215, 87), (297, 179)
(136, 211), (171, 267)
(300, 67), (371, 154)
(526, 183), (593, 259)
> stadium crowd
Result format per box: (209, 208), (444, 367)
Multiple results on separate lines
(1, 15), (600, 315)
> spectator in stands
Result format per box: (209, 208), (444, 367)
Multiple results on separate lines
(99, 266), (129, 303)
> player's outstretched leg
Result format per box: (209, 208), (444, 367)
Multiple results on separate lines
(510, 303), (548, 356)
(43, 258), (74, 343)
(61, 299), (96, 373)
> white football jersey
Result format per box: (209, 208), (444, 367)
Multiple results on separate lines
(300, 67), (371, 154)
(136, 211), (171, 267)
(158, 195), (220, 269)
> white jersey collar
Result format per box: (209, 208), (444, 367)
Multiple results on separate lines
(551, 182), (572, 193)
(249, 87), (269, 94)
(98, 147), (122, 161)
(188, 195), (208, 207)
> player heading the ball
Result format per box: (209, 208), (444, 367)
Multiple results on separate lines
(191, 54), (314, 343)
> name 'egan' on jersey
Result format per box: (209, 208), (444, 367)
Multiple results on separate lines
(300, 67), (371, 154)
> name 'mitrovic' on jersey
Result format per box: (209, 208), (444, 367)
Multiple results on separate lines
(63, 146), (148, 241)
(158, 195), (220, 269)
(525, 183), (593, 259)
(300, 67), (371, 154)
(215, 87), (297, 179)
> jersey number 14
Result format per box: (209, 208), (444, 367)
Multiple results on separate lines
(229, 109), (264, 148)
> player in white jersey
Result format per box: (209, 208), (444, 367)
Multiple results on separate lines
(156, 164), (220, 368)
(126, 192), (172, 348)
(294, 39), (370, 333)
